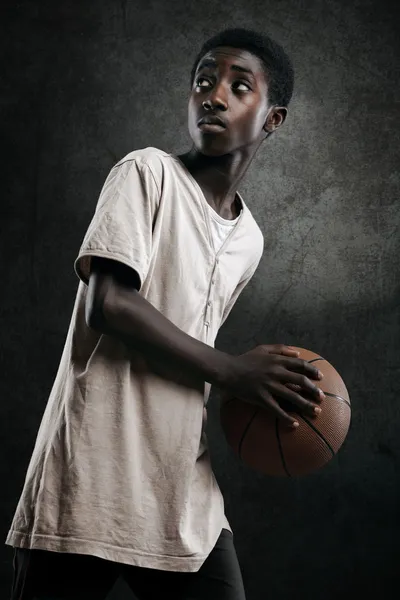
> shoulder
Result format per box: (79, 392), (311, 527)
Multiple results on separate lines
(115, 147), (173, 176)
(110, 147), (178, 195)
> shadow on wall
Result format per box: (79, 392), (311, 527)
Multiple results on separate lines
(207, 286), (399, 599)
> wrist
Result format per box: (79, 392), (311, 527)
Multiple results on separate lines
(205, 350), (236, 389)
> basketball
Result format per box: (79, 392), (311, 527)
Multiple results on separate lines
(220, 347), (351, 477)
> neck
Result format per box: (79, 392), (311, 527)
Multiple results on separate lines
(178, 143), (261, 219)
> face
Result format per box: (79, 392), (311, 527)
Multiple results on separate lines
(188, 46), (285, 157)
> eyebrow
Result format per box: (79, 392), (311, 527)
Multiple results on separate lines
(196, 58), (255, 77)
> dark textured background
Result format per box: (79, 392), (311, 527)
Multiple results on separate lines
(1, 1), (399, 599)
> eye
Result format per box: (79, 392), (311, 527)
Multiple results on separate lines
(195, 77), (212, 88)
(233, 81), (252, 92)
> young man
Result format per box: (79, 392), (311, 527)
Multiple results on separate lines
(6, 28), (324, 600)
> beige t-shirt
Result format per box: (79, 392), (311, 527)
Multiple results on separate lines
(6, 147), (264, 572)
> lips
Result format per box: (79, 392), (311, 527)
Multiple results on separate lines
(197, 115), (227, 129)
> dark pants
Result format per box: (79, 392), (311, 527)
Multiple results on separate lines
(10, 529), (246, 600)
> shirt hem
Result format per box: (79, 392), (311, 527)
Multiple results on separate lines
(5, 531), (209, 573)
(74, 250), (145, 289)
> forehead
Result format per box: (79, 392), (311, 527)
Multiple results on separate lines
(196, 46), (267, 81)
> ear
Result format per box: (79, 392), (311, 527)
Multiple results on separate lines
(263, 106), (288, 134)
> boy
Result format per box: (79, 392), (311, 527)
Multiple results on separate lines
(6, 28), (324, 600)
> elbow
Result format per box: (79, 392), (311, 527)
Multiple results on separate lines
(85, 281), (110, 333)
(85, 257), (125, 333)
(85, 284), (123, 335)
(85, 298), (105, 332)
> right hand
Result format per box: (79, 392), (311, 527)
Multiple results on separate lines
(222, 344), (325, 429)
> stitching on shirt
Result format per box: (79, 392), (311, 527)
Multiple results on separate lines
(141, 160), (161, 197)
(78, 250), (145, 286)
(100, 159), (132, 211)
(114, 155), (161, 198)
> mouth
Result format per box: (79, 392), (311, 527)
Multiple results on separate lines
(197, 115), (227, 133)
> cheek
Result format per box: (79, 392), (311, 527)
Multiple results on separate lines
(188, 98), (200, 131)
(188, 94), (198, 116)
(251, 113), (266, 137)
(236, 109), (265, 141)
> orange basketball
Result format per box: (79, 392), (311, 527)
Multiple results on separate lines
(220, 347), (351, 477)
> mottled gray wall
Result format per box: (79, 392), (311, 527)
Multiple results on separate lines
(1, 0), (399, 599)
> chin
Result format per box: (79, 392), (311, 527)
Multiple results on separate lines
(188, 123), (232, 157)
(196, 145), (229, 157)
(191, 136), (233, 157)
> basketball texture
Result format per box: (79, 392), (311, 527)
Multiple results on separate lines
(220, 347), (351, 477)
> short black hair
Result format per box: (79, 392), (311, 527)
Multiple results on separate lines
(190, 28), (294, 107)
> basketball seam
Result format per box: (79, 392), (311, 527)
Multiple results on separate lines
(307, 358), (351, 408)
(323, 391), (351, 408)
(238, 408), (259, 459)
(296, 414), (335, 457)
(224, 354), (349, 475)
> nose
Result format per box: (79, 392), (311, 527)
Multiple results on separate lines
(202, 83), (228, 111)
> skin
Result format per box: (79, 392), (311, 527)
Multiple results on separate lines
(178, 46), (287, 220)
(87, 46), (324, 427)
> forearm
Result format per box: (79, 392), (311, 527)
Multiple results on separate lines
(92, 285), (233, 388)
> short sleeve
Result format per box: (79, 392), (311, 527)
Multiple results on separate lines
(74, 157), (160, 287)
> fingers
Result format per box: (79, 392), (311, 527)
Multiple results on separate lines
(279, 371), (325, 403)
(262, 344), (300, 357)
(265, 396), (300, 429)
(280, 357), (323, 381)
(267, 382), (322, 418)
(280, 345), (300, 357)
(259, 346), (323, 380)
